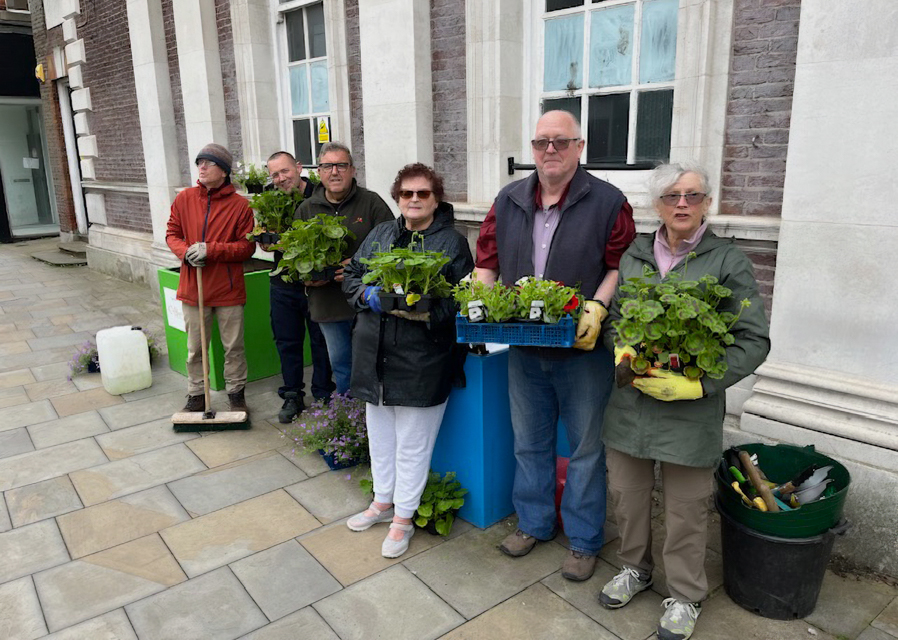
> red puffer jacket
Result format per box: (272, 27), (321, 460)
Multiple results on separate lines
(166, 182), (255, 307)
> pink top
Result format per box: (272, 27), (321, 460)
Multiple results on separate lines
(653, 220), (710, 278)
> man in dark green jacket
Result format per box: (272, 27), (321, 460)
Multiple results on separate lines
(297, 142), (394, 394)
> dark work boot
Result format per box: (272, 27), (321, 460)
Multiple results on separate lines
(228, 388), (249, 414)
(278, 392), (304, 424)
(182, 395), (204, 412)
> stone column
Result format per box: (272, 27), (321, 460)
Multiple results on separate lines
(740, 0), (898, 575)
(358, 0), (433, 206)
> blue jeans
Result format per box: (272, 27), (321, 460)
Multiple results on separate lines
(318, 319), (354, 395)
(508, 346), (614, 555)
(270, 285), (334, 401)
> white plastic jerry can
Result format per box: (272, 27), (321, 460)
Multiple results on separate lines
(96, 326), (153, 395)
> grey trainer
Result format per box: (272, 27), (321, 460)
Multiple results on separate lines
(599, 566), (653, 609)
(658, 598), (701, 640)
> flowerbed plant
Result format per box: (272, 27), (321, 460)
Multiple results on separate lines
(612, 252), (751, 381)
(361, 234), (452, 307)
(67, 328), (161, 380)
(285, 393), (369, 466)
(245, 189), (305, 241)
(232, 161), (268, 193)
(270, 213), (353, 283)
(453, 276), (580, 323)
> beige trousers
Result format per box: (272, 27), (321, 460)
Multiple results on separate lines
(607, 447), (715, 603)
(183, 303), (247, 395)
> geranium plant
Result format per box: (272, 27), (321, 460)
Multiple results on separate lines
(245, 189), (305, 240)
(415, 471), (467, 536)
(612, 253), (751, 381)
(285, 393), (369, 466)
(233, 162), (268, 193)
(270, 213), (353, 282)
(361, 234), (452, 306)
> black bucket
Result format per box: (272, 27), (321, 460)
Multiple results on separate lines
(717, 494), (849, 619)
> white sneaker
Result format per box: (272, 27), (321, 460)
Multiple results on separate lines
(658, 598), (702, 640)
(381, 522), (415, 558)
(347, 503), (394, 532)
(599, 566), (653, 609)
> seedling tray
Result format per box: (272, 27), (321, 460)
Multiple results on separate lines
(455, 314), (575, 348)
(254, 232), (280, 245)
(378, 292), (433, 313)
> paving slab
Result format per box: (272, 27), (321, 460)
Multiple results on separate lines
(0, 519), (70, 584)
(230, 540), (342, 621)
(0, 328), (35, 341)
(0, 399), (57, 433)
(186, 422), (288, 468)
(0, 439), (107, 491)
(278, 446), (330, 477)
(120, 371), (187, 402)
(805, 571), (898, 640)
(30, 362), (72, 382)
(242, 390), (284, 424)
(872, 595), (898, 637)
(859, 627), (898, 640)
(35, 534), (187, 632)
(238, 607), (339, 640)
(51, 386), (125, 418)
(30, 323), (75, 338)
(314, 565), (463, 640)
(0, 347), (74, 374)
(69, 443), (206, 506)
(168, 451), (307, 517)
(40, 609), (137, 640)
(441, 582), (613, 640)
(403, 518), (568, 619)
(0, 368), (35, 390)
(27, 410), (110, 448)
(6, 475), (83, 527)
(24, 378), (78, 401)
(0, 427), (34, 460)
(57, 485), (190, 558)
(300, 517), (444, 586)
(95, 417), (200, 460)
(26, 330), (95, 351)
(161, 489), (320, 577)
(99, 390), (187, 430)
(0, 340), (31, 356)
(0, 492), (11, 532)
(72, 372), (104, 391)
(126, 567), (268, 640)
(0, 385), (30, 408)
(0, 576), (47, 640)
(284, 464), (371, 524)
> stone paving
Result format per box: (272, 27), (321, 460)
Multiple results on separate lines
(1, 237), (897, 640)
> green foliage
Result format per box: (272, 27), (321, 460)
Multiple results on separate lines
(246, 188), (305, 238)
(233, 162), (268, 190)
(285, 393), (368, 464)
(612, 252), (751, 380)
(307, 169), (321, 185)
(361, 233), (452, 298)
(272, 214), (354, 283)
(453, 279), (519, 322)
(414, 471), (467, 536)
(453, 276), (580, 323)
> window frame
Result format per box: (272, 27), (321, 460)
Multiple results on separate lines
(5, 0), (31, 13)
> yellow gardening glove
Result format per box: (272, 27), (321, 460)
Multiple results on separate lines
(614, 345), (637, 366)
(573, 300), (609, 351)
(631, 369), (703, 402)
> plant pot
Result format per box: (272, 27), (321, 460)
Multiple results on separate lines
(87, 359), (101, 373)
(255, 232), (280, 245)
(246, 184), (265, 194)
(308, 265), (341, 281)
(317, 449), (359, 471)
(378, 292), (433, 313)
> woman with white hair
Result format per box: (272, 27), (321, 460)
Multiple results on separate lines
(598, 162), (771, 640)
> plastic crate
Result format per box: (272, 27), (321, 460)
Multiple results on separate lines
(455, 314), (575, 348)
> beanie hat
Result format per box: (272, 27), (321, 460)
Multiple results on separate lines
(195, 143), (233, 175)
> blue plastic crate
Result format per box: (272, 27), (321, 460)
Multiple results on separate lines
(455, 314), (576, 348)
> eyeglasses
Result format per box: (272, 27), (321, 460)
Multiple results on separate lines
(659, 192), (707, 206)
(319, 162), (351, 172)
(531, 137), (581, 151)
(196, 160), (217, 169)
(398, 190), (433, 200)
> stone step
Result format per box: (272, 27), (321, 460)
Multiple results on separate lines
(30, 250), (88, 267)
(58, 241), (89, 259)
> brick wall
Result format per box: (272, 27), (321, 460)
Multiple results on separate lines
(161, 0), (190, 185)
(29, 0), (77, 235)
(103, 192), (152, 234)
(430, 0), (467, 202)
(721, 0), (800, 217)
(345, 0), (365, 184)
(215, 0), (242, 161)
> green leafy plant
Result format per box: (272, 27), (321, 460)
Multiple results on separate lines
(232, 162), (268, 192)
(67, 340), (99, 379)
(285, 393), (368, 464)
(307, 169), (321, 185)
(245, 188), (305, 239)
(361, 234), (452, 306)
(415, 471), (467, 536)
(271, 213), (353, 282)
(453, 279), (519, 322)
(453, 276), (580, 323)
(612, 252), (751, 380)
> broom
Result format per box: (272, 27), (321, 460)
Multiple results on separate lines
(172, 265), (250, 431)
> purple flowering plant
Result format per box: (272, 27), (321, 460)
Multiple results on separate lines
(68, 340), (100, 380)
(286, 393), (369, 464)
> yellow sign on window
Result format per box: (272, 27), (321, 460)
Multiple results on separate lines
(317, 117), (330, 143)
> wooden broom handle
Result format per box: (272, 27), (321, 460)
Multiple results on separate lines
(196, 266), (212, 415)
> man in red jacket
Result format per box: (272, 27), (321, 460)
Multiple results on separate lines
(166, 143), (255, 414)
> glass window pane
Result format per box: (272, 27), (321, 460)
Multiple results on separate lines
(289, 64), (309, 116)
(587, 93), (629, 163)
(285, 10), (306, 62)
(542, 97), (581, 123)
(547, 0), (583, 10)
(588, 4), (635, 88)
(640, 0), (678, 84)
(543, 15), (584, 91)
(293, 119), (312, 166)
(307, 2), (327, 58)
(310, 60), (329, 112)
(635, 89), (673, 163)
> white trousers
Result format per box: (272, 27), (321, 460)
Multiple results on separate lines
(366, 399), (448, 518)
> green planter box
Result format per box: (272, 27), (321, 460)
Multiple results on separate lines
(158, 261), (310, 391)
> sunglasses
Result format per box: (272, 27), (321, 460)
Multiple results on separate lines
(531, 137), (580, 151)
(659, 193), (707, 205)
(398, 190), (433, 200)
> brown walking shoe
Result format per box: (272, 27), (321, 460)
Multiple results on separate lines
(562, 550), (597, 581)
(228, 389), (249, 413)
(182, 395), (204, 412)
(499, 529), (555, 557)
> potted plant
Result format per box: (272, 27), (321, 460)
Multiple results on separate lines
(612, 252), (751, 386)
(284, 392), (368, 470)
(361, 234), (453, 312)
(513, 276), (581, 323)
(245, 189), (305, 245)
(453, 278), (518, 323)
(270, 213), (354, 283)
(233, 161), (268, 194)
(415, 471), (467, 536)
(68, 340), (100, 379)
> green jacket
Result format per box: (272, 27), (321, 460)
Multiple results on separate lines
(602, 230), (771, 468)
(296, 180), (394, 322)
